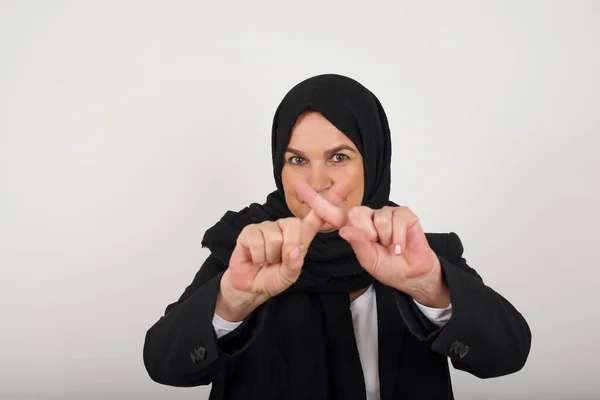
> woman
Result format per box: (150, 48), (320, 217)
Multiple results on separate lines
(143, 74), (531, 400)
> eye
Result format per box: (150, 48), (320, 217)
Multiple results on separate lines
(288, 156), (307, 165)
(331, 153), (349, 163)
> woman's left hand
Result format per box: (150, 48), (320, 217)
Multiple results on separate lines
(341, 206), (449, 307)
(297, 182), (450, 308)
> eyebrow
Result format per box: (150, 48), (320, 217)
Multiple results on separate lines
(285, 145), (357, 158)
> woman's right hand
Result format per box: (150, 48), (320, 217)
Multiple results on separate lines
(216, 183), (347, 322)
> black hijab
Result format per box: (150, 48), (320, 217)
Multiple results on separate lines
(201, 74), (396, 400)
(202, 74), (395, 293)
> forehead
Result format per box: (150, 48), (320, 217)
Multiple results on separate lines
(288, 111), (354, 147)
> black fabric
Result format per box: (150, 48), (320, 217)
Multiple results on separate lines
(200, 74), (401, 399)
(143, 233), (532, 399)
(201, 74), (395, 293)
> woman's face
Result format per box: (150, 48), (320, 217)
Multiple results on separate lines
(281, 111), (365, 232)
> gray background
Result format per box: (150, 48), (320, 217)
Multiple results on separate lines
(1, 1), (599, 399)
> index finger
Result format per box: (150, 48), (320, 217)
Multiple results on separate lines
(297, 181), (349, 244)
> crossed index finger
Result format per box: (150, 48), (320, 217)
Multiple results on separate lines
(296, 180), (349, 246)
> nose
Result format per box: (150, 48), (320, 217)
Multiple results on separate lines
(308, 163), (333, 193)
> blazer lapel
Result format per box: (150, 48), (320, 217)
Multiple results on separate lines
(375, 282), (407, 400)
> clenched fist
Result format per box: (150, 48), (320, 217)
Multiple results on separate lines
(296, 182), (450, 308)
(216, 185), (346, 322)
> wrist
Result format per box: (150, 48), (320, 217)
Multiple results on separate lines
(216, 273), (267, 322)
(410, 253), (450, 308)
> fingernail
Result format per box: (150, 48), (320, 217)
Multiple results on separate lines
(394, 244), (402, 255)
(290, 247), (299, 260)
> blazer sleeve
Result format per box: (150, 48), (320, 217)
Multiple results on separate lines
(394, 232), (532, 378)
(143, 254), (269, 387)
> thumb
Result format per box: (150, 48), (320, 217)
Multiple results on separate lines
(279, 247), (304, 287)
(229, 242), (250, 267)
(339, 226), (379, 273)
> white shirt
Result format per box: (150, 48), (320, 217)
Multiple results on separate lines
(213, 284), (452, 400)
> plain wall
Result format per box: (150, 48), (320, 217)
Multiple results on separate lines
(1, 1), (599, 399)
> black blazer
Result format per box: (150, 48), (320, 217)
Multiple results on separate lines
(143, 232), (531, 399)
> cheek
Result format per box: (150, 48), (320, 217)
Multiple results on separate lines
(281, 167), (300, 194)
(281, 167), (306, 216)
(344, 163), (365, 208)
